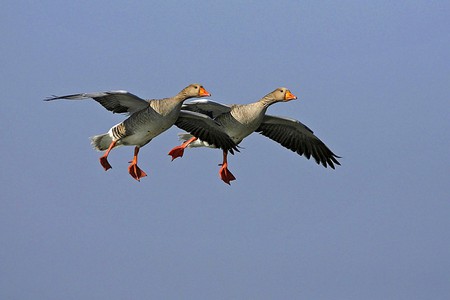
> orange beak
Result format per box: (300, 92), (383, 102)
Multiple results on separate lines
(284, 90), (297, 101)
(198, 87), (211, 97)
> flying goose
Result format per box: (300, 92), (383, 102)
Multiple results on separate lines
(169, 87), (340, 184)
(46, 84), (238, 181)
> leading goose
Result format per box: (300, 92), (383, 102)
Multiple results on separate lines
(46, 84), (238, 181)
(169, 87), (340, 184)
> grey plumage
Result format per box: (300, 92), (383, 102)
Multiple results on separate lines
(179, 87), (340, 170)
(91, 134), (112, 151)
(46, 84), (237, 181)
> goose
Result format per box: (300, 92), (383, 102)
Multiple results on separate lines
(46, 84), (238, 181)
(168, 87), (340, 184)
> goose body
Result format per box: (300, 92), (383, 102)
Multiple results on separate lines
(46, 84), (237, 181)
(91, 94), (184, 151)
(169, 87), (340, 184)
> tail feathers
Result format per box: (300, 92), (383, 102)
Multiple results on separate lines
(178, 133), (193, 142)
(91, 133), (112, 151)
(178, 133), (217, 149)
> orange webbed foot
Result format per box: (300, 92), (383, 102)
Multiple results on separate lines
(219, 163), (236, 185)
(168, 146), (185, 161)
(168, 137), (197, 161)
(99, 156), (112, 171)
(128, 163), (147, 182)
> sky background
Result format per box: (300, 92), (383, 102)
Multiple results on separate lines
(1, 1), (449, 299)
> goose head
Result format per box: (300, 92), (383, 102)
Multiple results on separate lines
(261, 87), (297, 106)
(180, 83), (211, 100)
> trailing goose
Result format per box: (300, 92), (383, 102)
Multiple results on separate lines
(169, 87), (340, 184)
(46, 84), (238, 181)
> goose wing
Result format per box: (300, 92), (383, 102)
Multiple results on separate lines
(181, 99), (231, 119)
(176, 110), (239, 154)
(256, 115), (341, 168)
(45, 90), (149, 114)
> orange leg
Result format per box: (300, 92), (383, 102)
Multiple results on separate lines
(99, 140), (116, 171)
(168, 137), (198, 161)
(128, 146), (147, 181)
(218, 150), (236, 185)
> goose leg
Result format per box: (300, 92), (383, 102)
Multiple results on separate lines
(218, 150), (236, 185)
(168, 137), (198, 161)
(128, 146), (147, 181)
(99, 140), (116, 171)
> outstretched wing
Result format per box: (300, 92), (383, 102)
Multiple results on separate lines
(176, 110), (239, 154)
(256, 115), (341, 169)
(181, 99), (231, 119)
(45, 90), (149, 114)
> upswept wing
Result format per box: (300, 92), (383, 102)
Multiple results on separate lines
(45, 90), (149, 114)
(181, 99), (231, 119)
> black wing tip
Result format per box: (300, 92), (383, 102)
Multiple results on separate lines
(227, 144), (240, 155)
(322, 154), (341, 169)
(44, 93), (84, 101)
(44, 95), (60, 101)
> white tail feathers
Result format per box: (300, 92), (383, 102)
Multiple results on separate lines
(178, 133), (217, 149)
(90, 133), (112, 151)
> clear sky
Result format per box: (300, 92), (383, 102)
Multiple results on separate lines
(1, 1), (449, 299)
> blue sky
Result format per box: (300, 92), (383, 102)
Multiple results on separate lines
(1, 1), (449, 299)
